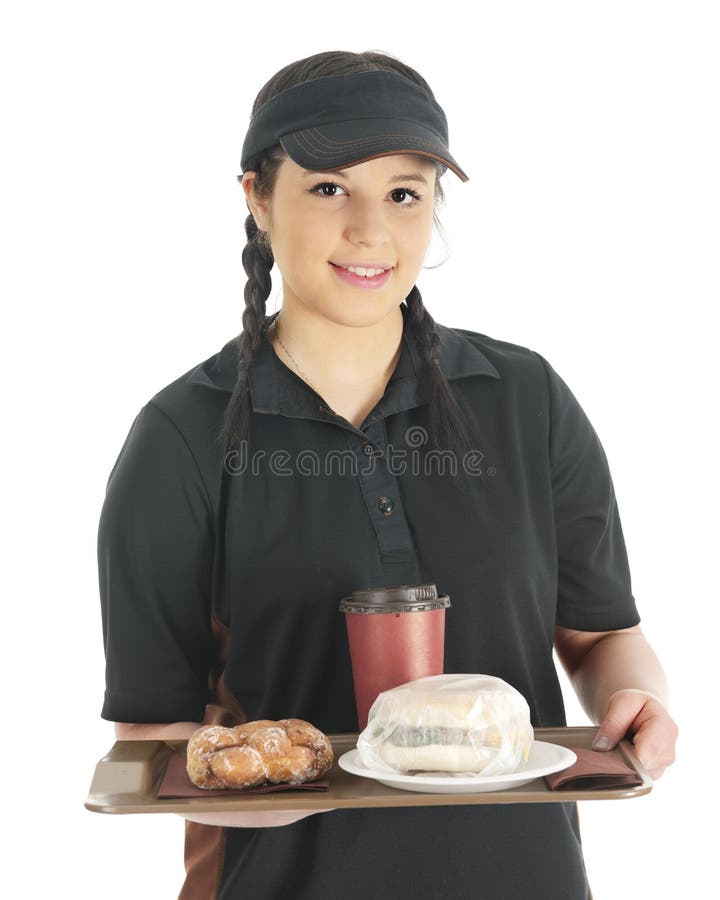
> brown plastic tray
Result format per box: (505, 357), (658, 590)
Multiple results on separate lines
(85, 726), (652, 815)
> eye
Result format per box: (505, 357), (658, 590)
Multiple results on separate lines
(308, 181), (348, 199)
(307, 181), (423, 207)
(390, 187), (424, 206)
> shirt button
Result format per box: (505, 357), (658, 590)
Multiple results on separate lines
(363, 444), (375, 456)
(378, 496), (394, 515)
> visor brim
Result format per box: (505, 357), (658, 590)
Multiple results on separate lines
(279, 118), (469, 182)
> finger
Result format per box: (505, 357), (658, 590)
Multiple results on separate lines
(592, 690), (648, 750)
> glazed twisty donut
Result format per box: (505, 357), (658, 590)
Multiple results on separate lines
(186, 719), (334, 789)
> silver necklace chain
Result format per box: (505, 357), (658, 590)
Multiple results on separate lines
(268, 313), (319, 392)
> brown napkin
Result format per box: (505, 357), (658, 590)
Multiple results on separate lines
(157, 747), (330, 799)
(544, 746), (643, 791)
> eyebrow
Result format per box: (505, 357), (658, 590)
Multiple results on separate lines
(303, 168), (428, 185)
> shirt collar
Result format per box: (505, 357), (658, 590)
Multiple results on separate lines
(188, 302), (500, 415)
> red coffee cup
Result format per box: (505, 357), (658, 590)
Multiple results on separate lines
(339, 583), (451, 730)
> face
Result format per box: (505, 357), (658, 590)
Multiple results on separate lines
(241, 154), (437, 328)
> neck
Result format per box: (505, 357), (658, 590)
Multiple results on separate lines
(268, 303), (405, 387)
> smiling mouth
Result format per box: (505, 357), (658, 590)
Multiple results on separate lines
(328, 261), (394, 287)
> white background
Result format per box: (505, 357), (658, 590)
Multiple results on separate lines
(2, 2), (717, 897)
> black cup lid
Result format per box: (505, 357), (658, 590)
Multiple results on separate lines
(338, 583), (451, 613)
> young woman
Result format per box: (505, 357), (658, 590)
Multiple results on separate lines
(98, 49), (678, 899)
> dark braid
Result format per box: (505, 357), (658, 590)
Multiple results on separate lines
(221, 213), (275, 452)
(404, 285), (478, 466)
(222, 50), (480, 483)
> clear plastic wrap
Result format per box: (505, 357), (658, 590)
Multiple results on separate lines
(356, 673), (534, 776)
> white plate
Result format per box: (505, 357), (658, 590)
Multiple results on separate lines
(338, 741), (577, 793)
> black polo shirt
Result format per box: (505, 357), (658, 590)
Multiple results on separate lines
(98, 301), (640, 899)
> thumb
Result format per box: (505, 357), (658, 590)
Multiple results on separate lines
(591, 689), (644, 751)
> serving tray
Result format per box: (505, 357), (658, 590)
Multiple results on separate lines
(85, 726), (652, 815)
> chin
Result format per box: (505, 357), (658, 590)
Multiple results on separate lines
(321, 302), (404, 329)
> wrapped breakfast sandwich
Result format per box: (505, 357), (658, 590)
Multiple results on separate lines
(356, 673), (534, 776)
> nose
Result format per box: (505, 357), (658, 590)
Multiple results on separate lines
(343, 196), (392, 247)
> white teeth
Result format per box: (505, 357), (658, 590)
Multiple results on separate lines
(342, 265), (387, 277)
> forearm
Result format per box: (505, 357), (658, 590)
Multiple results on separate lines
(114, 721), (202, 741)
(568, 632), (670, 724)
(180, 809), (326, 827)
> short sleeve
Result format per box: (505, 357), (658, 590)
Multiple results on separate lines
(535, 353), (641, 631)
(98, 402), (214, 723)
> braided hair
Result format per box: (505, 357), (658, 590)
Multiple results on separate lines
(222, 51), (478, 478)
